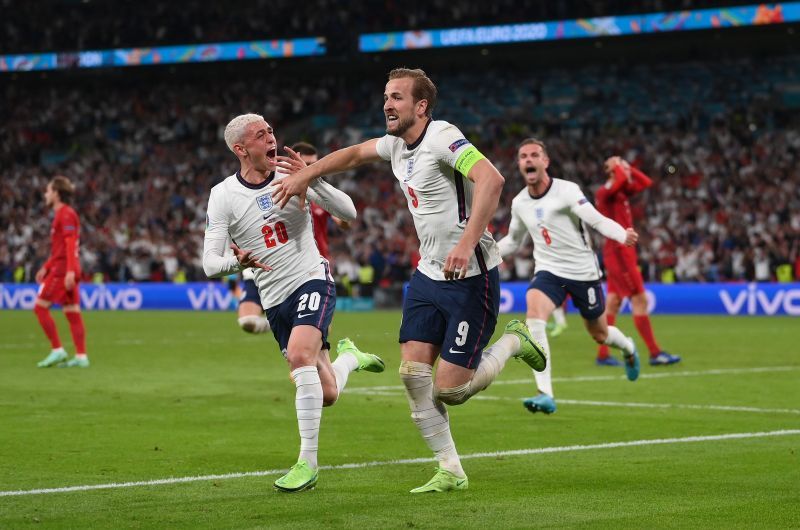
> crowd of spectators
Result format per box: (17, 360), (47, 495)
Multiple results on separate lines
(1, 0), (757, 54)
(2, 53), (799, 287)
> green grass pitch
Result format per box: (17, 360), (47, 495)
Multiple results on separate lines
(1, 310), (799, 528)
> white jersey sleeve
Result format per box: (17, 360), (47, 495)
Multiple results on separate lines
(307, 178), (357, 221)
(375, 135), (393, 161)
(203, 186), (242, 278)
(570, 198), (628, 244)
(426, 123), (476, 173)
(497, 202), (529, 258)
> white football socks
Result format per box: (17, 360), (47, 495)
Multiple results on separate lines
(552, 307), (566, 327)
(399, 360), (465, 478)
(468, 333), (519, 394)
(527, 318), (553, 396)
(605, 326), (635, 356)
(291, 366), (323, 470)
(331, 351), (359, 395)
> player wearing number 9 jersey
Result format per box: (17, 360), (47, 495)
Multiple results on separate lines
(270, 69), (548, 493)
(497, 138), (642, 416)
(203, 114), (385, 493)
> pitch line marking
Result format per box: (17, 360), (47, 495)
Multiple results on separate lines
(347, 366), (800, 393)
(470, 396), (800, 415)
(1, 429), (798, 498)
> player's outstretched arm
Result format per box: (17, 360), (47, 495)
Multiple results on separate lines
(570, 186), (632, 245)
(273, 139), (383, 209)
(307, 179), (357, 222)
(497, 205), (527, 258)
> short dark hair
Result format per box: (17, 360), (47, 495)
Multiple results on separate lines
(388, 68), (437, 117)
(517, 138), (548, 158)
(290, 142), (317, 156)
(50, 175), (75, 204)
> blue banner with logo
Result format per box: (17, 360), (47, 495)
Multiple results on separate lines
(496, 282), (800, 316)
(0, 37), (326, 73)
(360, 2), (800, 52)
(1, 282), (799, 315)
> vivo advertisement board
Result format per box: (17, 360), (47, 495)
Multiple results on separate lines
(2, 282), (800, 315)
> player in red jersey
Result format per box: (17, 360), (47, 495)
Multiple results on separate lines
(34, 176), (90, 368)
(595, 157), (680, 366)
(236, 142), (350, 334)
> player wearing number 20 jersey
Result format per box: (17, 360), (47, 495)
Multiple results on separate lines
(204, 170), (355, 310)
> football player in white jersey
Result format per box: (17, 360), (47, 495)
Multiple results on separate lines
(202, 114), (386, 493)
(497, 139), (641, 416)
(272, 69), (547, 493)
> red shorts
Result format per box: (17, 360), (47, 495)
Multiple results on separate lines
(38, 274), (80, 306)
(603, 244), (645, 298)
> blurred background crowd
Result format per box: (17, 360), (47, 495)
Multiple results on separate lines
(2, 0), (799, 290)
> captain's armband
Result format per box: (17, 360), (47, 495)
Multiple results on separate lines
(453, 146), (486, 176)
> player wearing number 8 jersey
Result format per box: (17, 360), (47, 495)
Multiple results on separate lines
(203, 114), (385, 493)
(498, 139), (641, 416)
(271, 68), (547, 493)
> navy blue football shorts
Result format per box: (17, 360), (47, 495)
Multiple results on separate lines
(265, 279), (335, 355)
(400, 268), (500, 369)
(528, 270), (605, 320)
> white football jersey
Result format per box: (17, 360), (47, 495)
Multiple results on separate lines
(498, 178), (627, 281)
(203, 172), (355, 309)
(376, 120), (502, 280)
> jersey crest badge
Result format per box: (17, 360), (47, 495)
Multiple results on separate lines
(406, 158), (415, 179)
(535, 208), (544, 220)
(256, 193), (273, 211)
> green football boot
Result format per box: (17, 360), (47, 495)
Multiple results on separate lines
(336, 338), (385, 373)
(37, 349), (68, 368)
(58, 356), (90, 368)
(274, 460), (318, 493)
(410, 467), (468, 493)
(549, 321), (568, 338)
(505, 320), (547, 372)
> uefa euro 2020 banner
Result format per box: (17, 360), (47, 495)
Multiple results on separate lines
(1, 282), (800, 315)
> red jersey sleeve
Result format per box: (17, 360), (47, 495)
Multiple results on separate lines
(606, 166), (629, 196)
(62, 208), (80, 273)
(626, 166), (653, 195)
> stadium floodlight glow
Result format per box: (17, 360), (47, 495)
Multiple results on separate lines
(0, 37), (327, 73)
(359, 2), (800, 52)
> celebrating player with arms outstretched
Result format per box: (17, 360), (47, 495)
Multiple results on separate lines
(34, 176), (90, 368)
(595, 156), (681, 366)
(498, 139), (641, 416)
(272, 68), (546, 493)
(203, 114), (384, 493)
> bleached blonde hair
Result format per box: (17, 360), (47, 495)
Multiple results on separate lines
(224, 113), (265, 153)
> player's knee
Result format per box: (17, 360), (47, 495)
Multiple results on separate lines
(434, 383), (472, 406)
(322, 389), (339, 407)
(591, 328), (608, 344)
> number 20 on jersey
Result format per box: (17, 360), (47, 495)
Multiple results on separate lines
(262, 221), (289, 248)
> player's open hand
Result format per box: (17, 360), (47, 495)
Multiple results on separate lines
(624, 228), (639, 247)
(272, 170), (310, 210)
(275, 146), (307, 175)
(35, 267), (47, 284)
(64, 271), (76, 290)
(444, 242), (472, 280)
(230, 243), (272, 272)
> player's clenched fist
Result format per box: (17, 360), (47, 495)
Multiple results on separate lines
(624, 228), (638, 247)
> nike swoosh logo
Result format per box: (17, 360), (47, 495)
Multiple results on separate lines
(298, 312), (314, 318)
(449, 348), (465, 354)
(456, 479), (466, 486)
